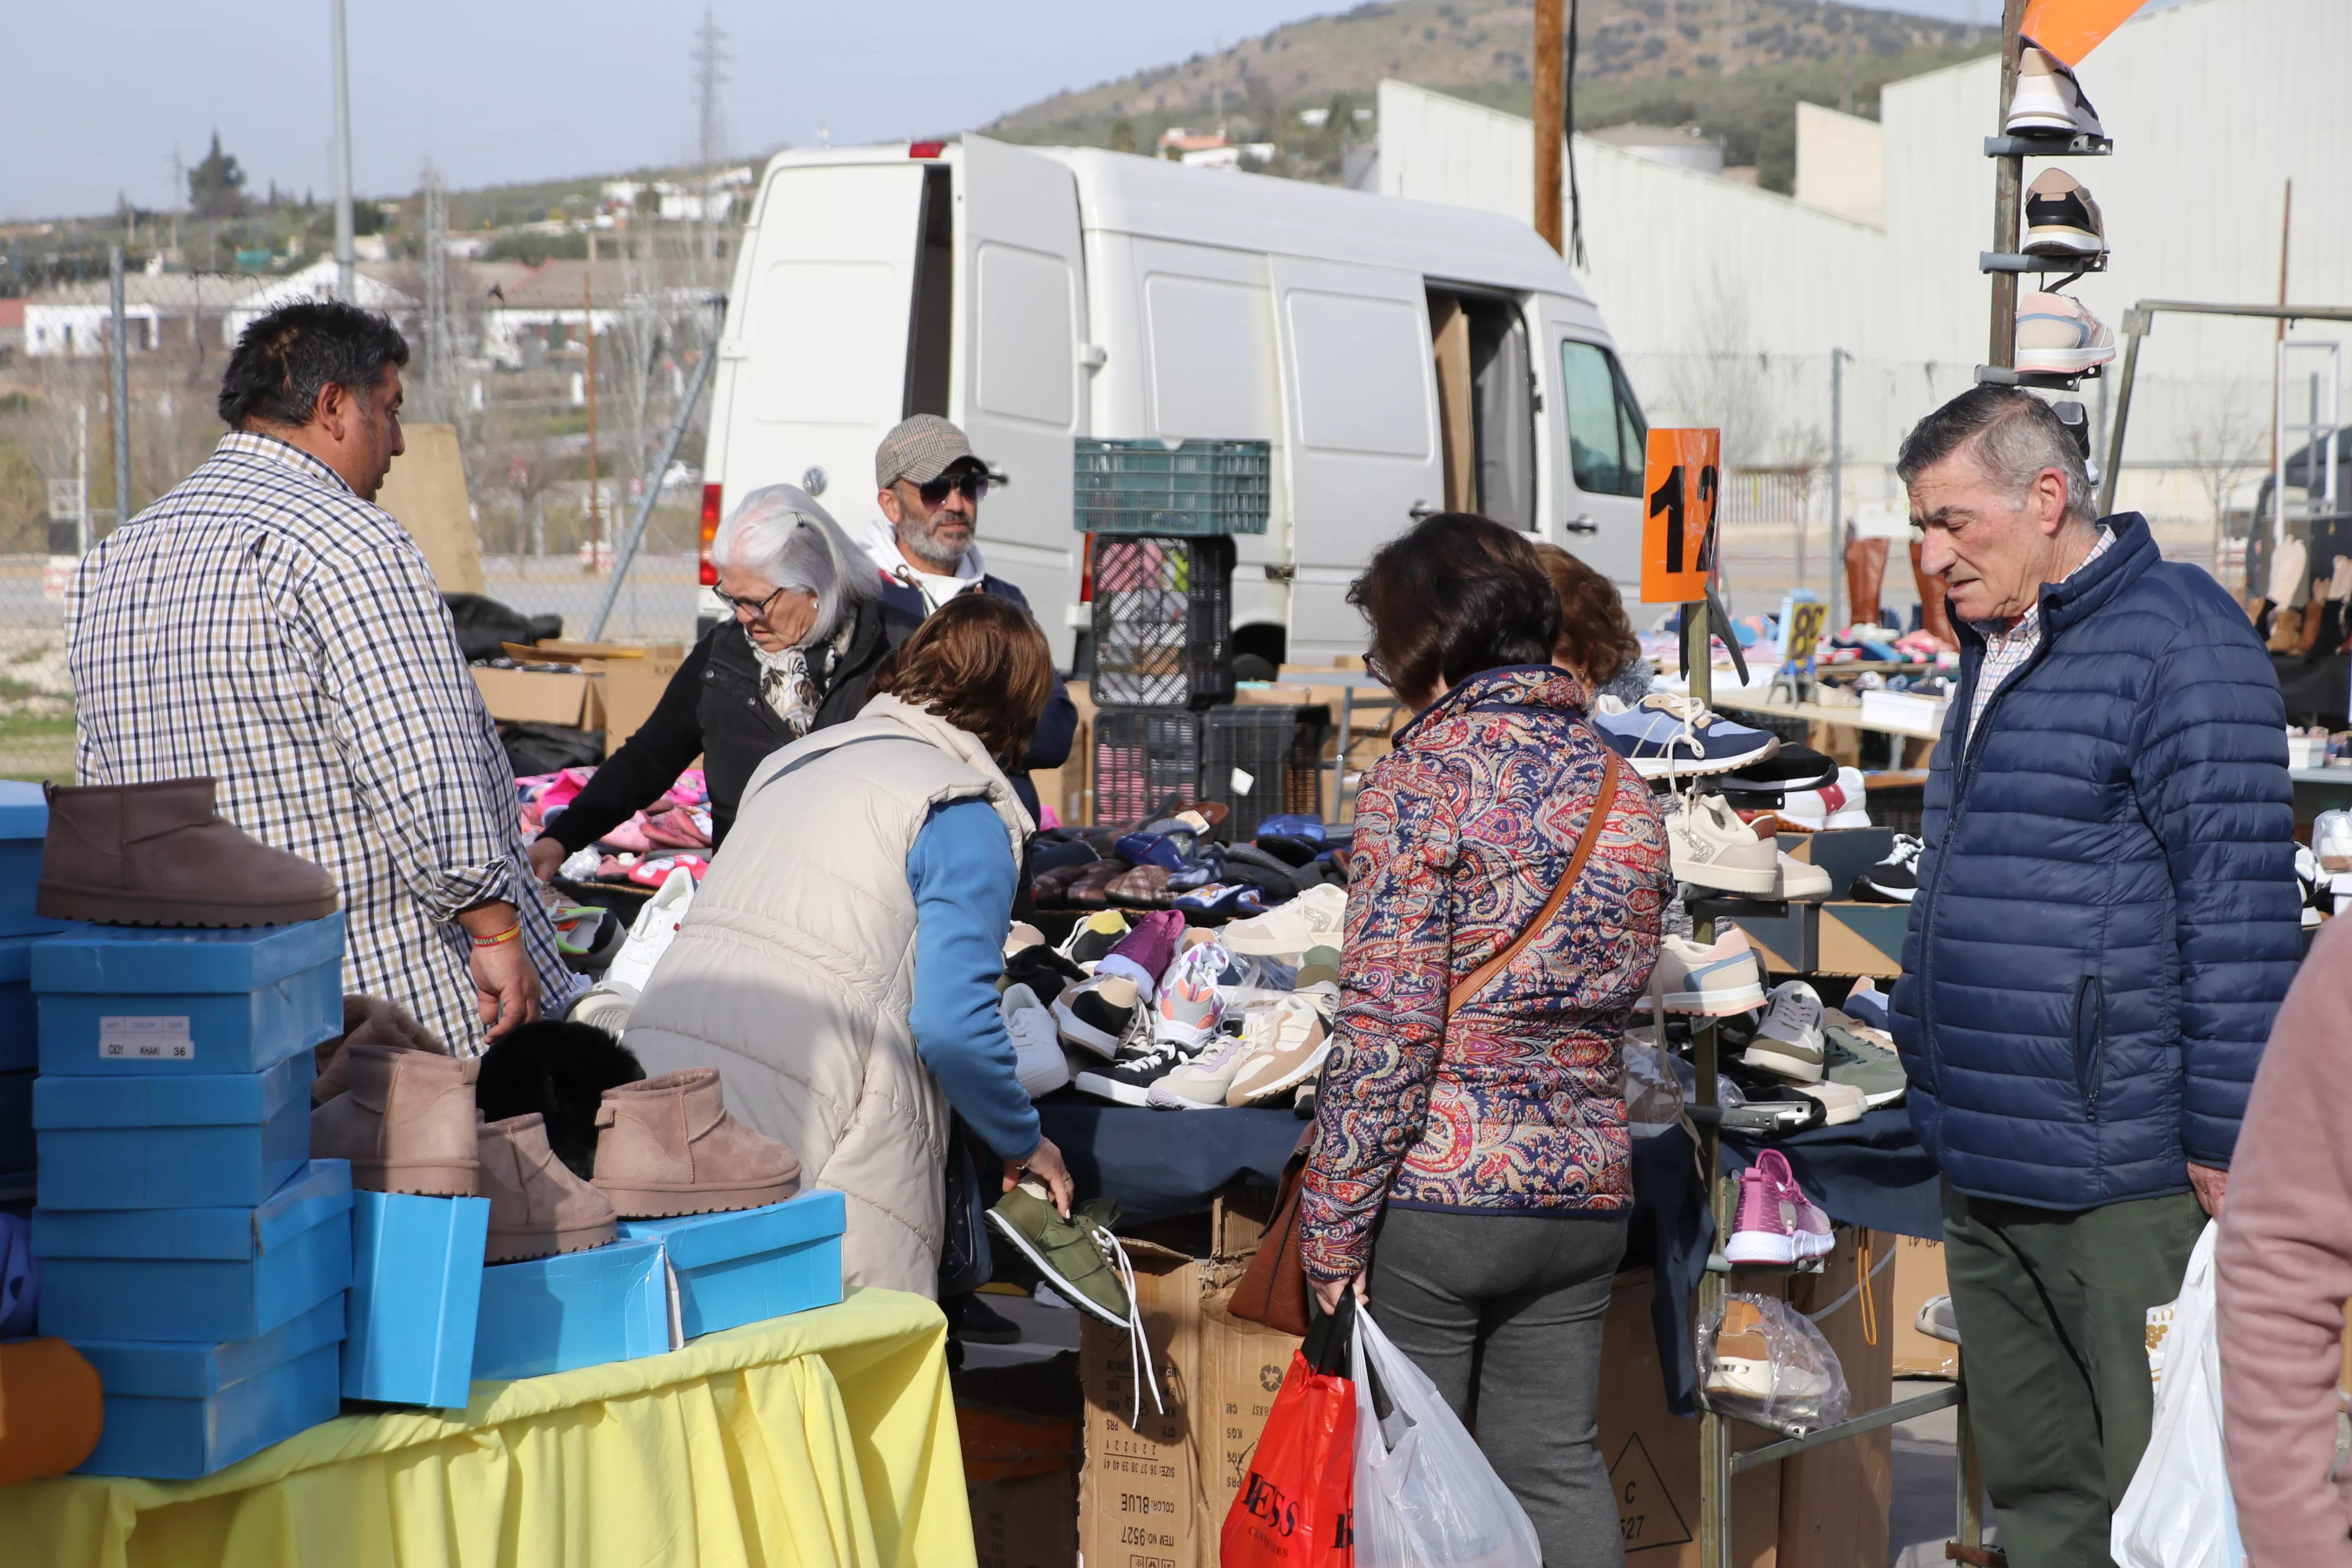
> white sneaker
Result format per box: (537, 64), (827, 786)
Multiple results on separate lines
(1796, 1080), (1867, 1125)
(1665, 792), (1781, 896)
(570, 863), (697, 1032)
(2316, 811), (2352, 873)
(1776, 853), (1832, 902)
(1154, 941), (1229, 1048)
(1224, 995), (1332, 1108)
(2004, 44), (2104, 138)
(1652, 927), (1768, 1015)
(1147, 1029), (1262, 1110)
(1223, 883), (1348, 959)
(1002, 983), (1072, 1098)
(1780, 767), (1870, 829)
(1744, 981), (1826, 1083)
(2016, 292), (2116, 377)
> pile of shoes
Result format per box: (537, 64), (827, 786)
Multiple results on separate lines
(521, 766), (712, 891)
(1031, 802), (1347, 917)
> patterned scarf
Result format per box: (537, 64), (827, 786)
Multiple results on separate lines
(747, 615), (852, 736)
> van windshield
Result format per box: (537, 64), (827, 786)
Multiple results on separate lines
(1560, 340), (1647, 498)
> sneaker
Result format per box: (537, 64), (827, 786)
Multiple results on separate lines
(1779, 767), (1870, 829)
(1004, 942), (1087, 1008)
(1720, 743), (1840, 798)
(1072, 1033), (1194, 1106)
(1664, 792), (1782, 896)
(1795, 1080), (1866, 1126)
(2023, 168), (2106, 259)
(985, 1179), (1135, 1329)
(1154, 942), (1228, 1047)
(1223, 883), (1348, 958)
(1776, 854), (1832, 903)
(2004, 44), (2104, 138)
(626, 852), (707, 889)
(1098, 909), (1186, 999)
(1743, 981), (1826, 1083)
(1294, 944), (1341, 989)
(1851, 835), (1922, 903)
(1061, 910), (1132, 966)
(1147, 1030), (1262, 1110)
(2016, 291), (2115, 376)
(1052, 974), (1146, 1059)
(1822, 1023), (1906, 1108)
(600, 864), (696, 995)
(2315, 810), (2352, 873)
(1725, 1149), (1835, 1266)
(1592, 693), (1780, 780)
(1174, 882), (1267, 918)
(1652, 927), (1768, 1015)
(1705, 1296), (1837, 1406)
(1916, 1294), (1962, 1346)
(1224, 995), (1333, 1107)
(2295, 843), (2327, 930)
(1003, 983), (1072, 1097)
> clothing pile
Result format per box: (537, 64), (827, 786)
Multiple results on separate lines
(518, 766), (713, 891)
(1030, 806), (1347, 917)
(1001, 891), (1347, 1115)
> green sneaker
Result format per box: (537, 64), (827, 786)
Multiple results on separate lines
(1824, 1024), (1906, 1108)
(985, 1180), (1133, 1329)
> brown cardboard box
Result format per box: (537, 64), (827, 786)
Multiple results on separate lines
(1202, 1298), (1306, 1527)
(969, 1469), (1077, 1568)
(375, 422), (485, 594)
(1890, 1237), (1959, 1380)
(470, 665), (603, 730)
(1779, 1230), (1897, 1568)
(591, 646), (688, 753)
(959, 1354), (1081, 1568)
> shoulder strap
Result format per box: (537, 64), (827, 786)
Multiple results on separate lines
(1446, 750), (1623, 1020)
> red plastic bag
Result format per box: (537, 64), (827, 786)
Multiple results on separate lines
(1223, 1295), (1357, 1567)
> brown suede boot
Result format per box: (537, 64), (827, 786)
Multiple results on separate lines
(479, 1112), (618, 1262)
(37, 778), (338, 928)
(312, 1042), (481, 1195)
(315, 995), (449, 1106)
(592, 1069), (801, 1219)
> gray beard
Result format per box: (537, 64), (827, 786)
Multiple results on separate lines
(900, 524), (968, 573)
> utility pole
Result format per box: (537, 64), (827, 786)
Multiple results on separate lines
(109, 246), (132, 531)
(422, 161), (452, 422)
(1828, 348), (1847, 635)
(332, 0), (356, 302)
(1534, 0), (1564, 253)
(1986, 0), (2029, 367)
(2268, 179), (2294, 590)
(692, 8), (728, 281)
(584, 270), (601, 570)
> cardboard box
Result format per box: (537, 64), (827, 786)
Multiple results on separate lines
(960, 1354), (1082, 1568)
(471, 665), (604, 730)
(1779, 1229), (1897, 1568)
(970, 1468), (1078, 1568)
(376, 422), (485, 595)
(591, 645), (689, 753)
(1890, 1236), (1959, 1380)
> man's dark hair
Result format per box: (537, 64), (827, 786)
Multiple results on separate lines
(217, 300), (409, 429)
(1348, 512), (1560, 703)
(1896, 385), (2095, 524)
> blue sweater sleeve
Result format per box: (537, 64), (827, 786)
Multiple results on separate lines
(906, 798), (1041, 1160)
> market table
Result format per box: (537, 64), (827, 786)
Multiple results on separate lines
(0, 1287), (973, 1568)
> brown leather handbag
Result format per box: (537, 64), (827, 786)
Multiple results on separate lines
(1227, 752), (1625, 1334)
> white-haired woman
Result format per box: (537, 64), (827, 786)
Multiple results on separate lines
(528, 485), (919, 876)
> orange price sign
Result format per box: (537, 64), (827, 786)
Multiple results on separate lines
(1640, 428), (1721, 605)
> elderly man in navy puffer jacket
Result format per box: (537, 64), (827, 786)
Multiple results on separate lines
(1888, 386), (2299, 1568)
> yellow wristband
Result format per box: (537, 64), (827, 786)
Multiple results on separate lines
(470, 922), (522, 948)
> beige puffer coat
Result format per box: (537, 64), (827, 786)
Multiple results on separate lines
(623, 695), (1032, 1295)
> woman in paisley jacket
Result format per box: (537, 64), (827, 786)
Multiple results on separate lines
(1300, 512), (1672, 1568)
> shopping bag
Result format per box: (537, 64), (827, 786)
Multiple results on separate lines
(1223, 1293), (1358, 1567)
(2112, 1220), (2236, 1568)
(1350, 1304), (1543, 1568)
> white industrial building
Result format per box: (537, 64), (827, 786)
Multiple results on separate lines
(1377, 0), (2350, 596)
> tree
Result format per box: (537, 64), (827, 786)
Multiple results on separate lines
(189, 130), (248, 219)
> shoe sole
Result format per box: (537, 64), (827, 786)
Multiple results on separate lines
(36, 883), (339, 928)
(1144, 1086), (1229, 1110)
(2015, 345), (2115, 374)
(486, 1219), (619, 1263)
(2023, 230), (2104, 256)
(1671, 857), (1781, 895)
(593, 1178), (798, 1219)
(984, 1209), (1131, 1329)
(1625, 736), (1780, 780)
(1070, 1071), (1155, 1106)
(1724, 1223), (1838, 1266)
(1661, 981), (1768, 1015)
(1778, 876), (1833, 903)
(1740, 1043), (1826, 1084)
(1857, 879), (1916, 903)
(349, 1159), (479, 1197)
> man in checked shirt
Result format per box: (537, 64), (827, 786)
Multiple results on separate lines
(66, 300), (580, 1051)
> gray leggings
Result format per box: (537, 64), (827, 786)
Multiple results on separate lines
(1364, 1205), (1629, 1568)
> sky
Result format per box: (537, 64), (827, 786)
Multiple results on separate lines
(4, 0), (2016, 222)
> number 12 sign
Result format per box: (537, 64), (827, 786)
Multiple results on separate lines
(1641, 428), (1721, 605)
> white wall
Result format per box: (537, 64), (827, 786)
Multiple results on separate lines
(1795, 104), (1884, 227)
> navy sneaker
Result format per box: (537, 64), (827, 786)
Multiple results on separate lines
(1590, 694), (1779, 780)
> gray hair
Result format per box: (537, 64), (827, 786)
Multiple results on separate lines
(708, 484), (874, 643)
(1896, 386), (2094, 525)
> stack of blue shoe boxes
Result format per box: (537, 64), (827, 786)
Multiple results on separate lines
(27, 914), (355, 1478)
(0, 782), (66, 1204)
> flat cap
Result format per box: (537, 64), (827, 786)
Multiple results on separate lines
(875, 414), (986, 489)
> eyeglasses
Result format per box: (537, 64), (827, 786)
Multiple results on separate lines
(1365, 652), (1393, 688)
(910, 472), (988, 508)
(713, 582), (788, 620)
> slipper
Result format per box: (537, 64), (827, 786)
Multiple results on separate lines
(627, 854), (708, 889)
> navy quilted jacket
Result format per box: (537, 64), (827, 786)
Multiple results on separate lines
(1890, 515), (2301, 1211)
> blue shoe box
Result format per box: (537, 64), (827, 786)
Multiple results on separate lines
(34, 1052), (314, 1210)
(34, 916), (344, 1077)
(0, 1068), (28, 1174)
(34, 1159), (354, 1342)
(472, 1237), (670, 1381)
(344, 1190), (489, 1409)
(0, 783), (63, 942)
(69, 1293), (347, 1478)
(0, 935), (40, 1072)
(618, 1190), (846, 1338)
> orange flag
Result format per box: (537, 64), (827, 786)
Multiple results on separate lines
(2020, 0), (2151, 66)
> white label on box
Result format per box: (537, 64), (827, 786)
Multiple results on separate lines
(97, 1015), (194, 1060)
(1231, 766), (1256, 797)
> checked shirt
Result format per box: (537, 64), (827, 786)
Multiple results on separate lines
(67, 431), (581, 1053)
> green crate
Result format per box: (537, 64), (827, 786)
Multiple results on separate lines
(1073, 439), (1270, 535)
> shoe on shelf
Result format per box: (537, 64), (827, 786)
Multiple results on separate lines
(1146, 1030), (1262, 1110)
(1840, 978), (1889, 1030)
(1154, 942), (1229, 1047)
(1225, 995), (1332, 1108)
(36, 777), (341, 928)
(2295, 844), (2327, 930)
(1072, 1033), (1194, 1106)
(2023, 168), (2106, 258)
(1053, 974), (1147, 1059)
(1743, 981), (1826, 1083)
(1851, 835), (1923, 903)
(1720, 743), (1840, 798)
(2004, 44), (2105, 138)
(1098, 909), (1187, 999)
(986, 1180), (1136, 1329)
(1916, 1294), (1962, 1346)
(1725, 1148), (1836, 1266)
(1776, 854), (1832, 902)
(1823, 1024), (1907, 1108)
(1664, 791), (1782, 896)
(311, 1041), (481, 1195)
(2315, 810), (2352, 873)
(1779, 767), (1870, 829)
(1223, 883), (1349, 958)
(1795, 1080), (1867, 1126)
(1060, 910), (1132, 967)
(1653, 927), (1768, 1015)
(590, 1068), (802, 1219)
(1002, 983), (1073, 1098)
(1591, 693), (1779, 780)
(2016, 291), (2116, 376)
(1705, 1297), (1838, 1405)
(479, 1112), (619, 1262)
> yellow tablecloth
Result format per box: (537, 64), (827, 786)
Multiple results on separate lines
(0, 1287), (974, 1568)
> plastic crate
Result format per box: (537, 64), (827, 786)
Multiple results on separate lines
(1073, 439), (1270, 536)
(1091, 535), (1234, 709)
(1200, 706), (1332, 841)
(1092, 708), (1201, 829)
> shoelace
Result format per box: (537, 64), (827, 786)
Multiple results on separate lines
(1889, 835), (1922, 870)
(1090, 1226), (1164, 1429)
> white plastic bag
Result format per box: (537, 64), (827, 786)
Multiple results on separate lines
(2112, 1220), (2236, 1568)
(1350, 1306), (1543, 1568)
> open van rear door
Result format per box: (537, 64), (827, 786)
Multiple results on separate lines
(1269, 257), (1444, 662)
(1533, 296), (1648, 600)
(953, 136), (1089, 662)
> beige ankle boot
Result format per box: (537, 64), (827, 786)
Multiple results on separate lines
(36, 777), (338, 928)
(592, 1069), (801, 1219)
(312, 1042), (480, 1195)
(479, 1112), (617, 1262)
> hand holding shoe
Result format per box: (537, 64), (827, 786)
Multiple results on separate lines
(1008, 1136), (1074, 1218)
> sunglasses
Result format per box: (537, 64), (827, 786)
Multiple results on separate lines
(910, 471), (989, 508)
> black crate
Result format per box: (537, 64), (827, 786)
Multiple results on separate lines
(1092, 707), (1201, 830)
(1090, 535), (1234, 710)
(1200, 705), (1331, 841)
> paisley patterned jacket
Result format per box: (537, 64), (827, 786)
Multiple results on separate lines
(1299, 665), (1672, 1282)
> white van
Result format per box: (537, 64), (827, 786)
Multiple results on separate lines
(698, 134), (1651, 667)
